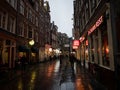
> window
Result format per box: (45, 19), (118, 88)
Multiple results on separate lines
(7, 16), (15, 33)
(18, 23), (24, 36)
(20, 0), (24, 15)
(35, 16), (38, 27)
(6, 0), (17, 10)
(90, 0), (96, 13)
(32, 14), (35, 24)
(26, 7), (29, 19)
(28, 26), (33, 38)
(29, 31), (32, 38)
(90, 35), (94, 62)
(79, 0), (81, 11)
(0, 11), (7, 29)
(35, 32), (38, 42)
(97, 0), (101, 4)
(85, 2), (89, 22)
(28, 9), (32, 22)
(82, 13), (85, 28)
(35, 2), (39, 12)
(6, 40), (11, 45)
(101, 28), (110, 67)
(39, 0), (42, 6)
(13, 0), (17, 10)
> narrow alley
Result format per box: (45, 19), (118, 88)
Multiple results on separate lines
(0, 57), (107, 90)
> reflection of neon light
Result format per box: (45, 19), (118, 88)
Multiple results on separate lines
(88, 16), (103, 35)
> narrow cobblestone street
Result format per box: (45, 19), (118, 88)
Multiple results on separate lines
(0, 57), (107, 90)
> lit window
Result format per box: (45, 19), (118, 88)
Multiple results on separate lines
(101, 27), (110, 67)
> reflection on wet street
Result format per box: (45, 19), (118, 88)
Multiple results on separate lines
(0, 57), (106, 90)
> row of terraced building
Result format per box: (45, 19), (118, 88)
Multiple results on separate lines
(0, 0), (65, 70)
(73, 0), (120, 89)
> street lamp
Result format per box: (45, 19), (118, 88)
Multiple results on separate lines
(29, 39), (35, 46)
(28, 39), (35, 63)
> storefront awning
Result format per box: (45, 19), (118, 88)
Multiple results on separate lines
(31, 47), (39, 53)
(18, 45), (30, 52)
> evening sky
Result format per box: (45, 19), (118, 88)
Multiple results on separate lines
(47, 0), (73, 37)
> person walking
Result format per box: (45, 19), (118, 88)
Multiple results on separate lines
(21, 55), (27, 70)
(59, 54), (63, 65)
(69, 54), (75, 70)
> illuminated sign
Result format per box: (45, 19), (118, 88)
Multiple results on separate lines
(88, 16), (103, 35)
(73, 46), (78, 49)
(79, 37), (85, 42)
(73, 40), (80, 46)
(86, 40), (88, 46)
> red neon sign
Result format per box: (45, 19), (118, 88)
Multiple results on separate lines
(79, 37), (85, 42)
(88, 16), (103, 35)
(73, 46), (78, 49)
(86, 40), (88, 46)
(73, 40), (80, 46)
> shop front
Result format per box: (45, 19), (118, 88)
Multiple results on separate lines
(86, 12), (115, 89)
(79, 37), (89, 69)
(0, 38), (16, 69)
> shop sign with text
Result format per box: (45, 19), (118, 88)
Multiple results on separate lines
(88, 16), (103, 35)
(73, 40), (80, 46)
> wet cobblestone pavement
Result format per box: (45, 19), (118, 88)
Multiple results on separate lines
(0, 57), (107, 90)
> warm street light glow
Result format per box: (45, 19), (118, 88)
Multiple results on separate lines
(29, 40), (35, 46)
(49, 48), (52, 52)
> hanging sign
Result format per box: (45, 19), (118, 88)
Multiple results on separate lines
(73, 46), (78, 49)
(73, 40), (80, 46)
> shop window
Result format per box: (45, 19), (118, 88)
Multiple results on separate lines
(95, 30), (100, 64)
(90, 35), (94, 62)
(3, 47), (9, 65)
(101, 29), (110, 67)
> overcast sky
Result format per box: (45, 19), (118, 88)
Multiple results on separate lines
(47, 0), (73, 37)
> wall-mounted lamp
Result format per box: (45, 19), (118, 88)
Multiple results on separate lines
(29, 39), (35, 46)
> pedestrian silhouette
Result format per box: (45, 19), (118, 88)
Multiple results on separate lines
(69, 54), (75, 70)
(21, 55), (27, 70)
(59, 54), (63, 65)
